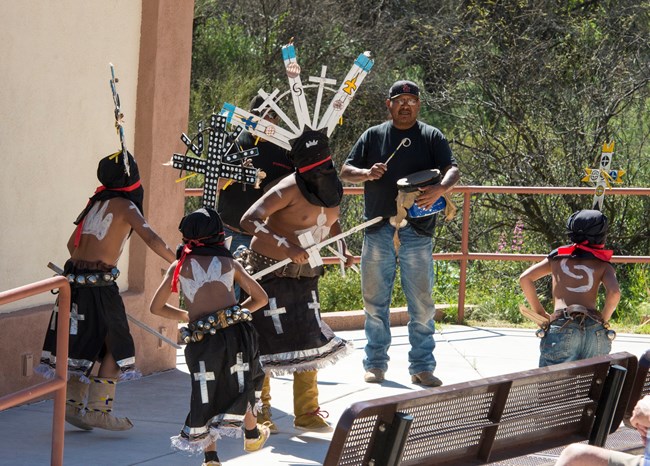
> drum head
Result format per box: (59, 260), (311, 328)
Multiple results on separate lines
(397, 169), (442, 192)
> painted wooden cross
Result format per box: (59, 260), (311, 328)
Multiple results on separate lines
(220, 43), (374, 149)
(581, 141), (626, 211)
(109, 63), (131, 176)
(172, 113), (262, 209)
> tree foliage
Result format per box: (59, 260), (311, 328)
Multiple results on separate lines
(190, 0), (650, 317)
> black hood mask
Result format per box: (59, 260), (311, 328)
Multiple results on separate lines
(74, 151), (144, 226)
(289, 130), (343, 207)
(172, 208), (233, 292)
(177, 208), (233, 259)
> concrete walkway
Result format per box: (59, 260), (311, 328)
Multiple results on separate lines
(2, 324), (649, 465)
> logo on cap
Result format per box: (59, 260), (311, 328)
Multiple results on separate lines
(306, 139), (318, 148)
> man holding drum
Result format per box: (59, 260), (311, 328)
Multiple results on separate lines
(340, 80), (460, 386)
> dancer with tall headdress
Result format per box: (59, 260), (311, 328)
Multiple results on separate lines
(37, 149), (176, 431)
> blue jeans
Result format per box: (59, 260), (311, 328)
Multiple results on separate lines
(361, 222), (437, 375)
(224, 226), (252, 301)
(539, 318), (612, 367)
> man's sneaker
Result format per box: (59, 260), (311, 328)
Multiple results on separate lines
(364, 368), (385, 383)
(294, 407), (334, 433)
(257, 406), (278, 434)
(201, 462), (221, 466)
(244, 423), (271, 452)
(411, 371), (443, 387)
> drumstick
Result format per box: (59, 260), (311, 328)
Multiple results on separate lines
(385, 138), (411, 165)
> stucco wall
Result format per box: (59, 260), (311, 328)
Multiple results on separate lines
(0, 1), (143, 312)
(0, 1), (194, 397)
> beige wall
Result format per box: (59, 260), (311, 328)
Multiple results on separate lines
(0, 1), (194, 397)
(0, 1), (143, 312)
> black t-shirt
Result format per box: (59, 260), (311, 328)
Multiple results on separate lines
(344, 120), (456, 236)
(217, 132), (293, 230)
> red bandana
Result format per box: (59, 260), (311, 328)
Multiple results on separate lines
(73, 181), (143, 248)
(171, 239), (205, 293)
(557, 241), (613, 262)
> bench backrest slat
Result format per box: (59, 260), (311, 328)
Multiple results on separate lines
(324, 352), (638, 466)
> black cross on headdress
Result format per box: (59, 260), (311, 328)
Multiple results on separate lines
(172, 114), (261, 209)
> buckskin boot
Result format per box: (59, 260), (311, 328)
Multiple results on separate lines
(65, 376), (93, 430)
(83, 376), (133, 431)
(256, 374), (278, 433)
(293, 370), (332, 432)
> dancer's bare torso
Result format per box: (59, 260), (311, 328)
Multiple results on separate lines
(242, 174), (339, 263)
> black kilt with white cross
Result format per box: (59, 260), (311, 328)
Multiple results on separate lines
(252, 274), (353, 376)
(36, 260), (137, 381)
(171, 319), (264, 454)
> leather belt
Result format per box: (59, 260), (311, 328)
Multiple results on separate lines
(549, 305), (604, 324)
(247, 249), (323, 279)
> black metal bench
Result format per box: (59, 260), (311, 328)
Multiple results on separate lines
(624, 349), (650, 422)
(323, 352), (638, 466)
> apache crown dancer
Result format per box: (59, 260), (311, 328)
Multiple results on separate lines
(150, 207), (269, 466)
(519, 209), (621, 367)
(36, 150), (176, 431)
(239, 129), (355, 433)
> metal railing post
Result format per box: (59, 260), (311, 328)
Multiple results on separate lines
(457, 190), (472, 323)
(0, 276), (70, 466)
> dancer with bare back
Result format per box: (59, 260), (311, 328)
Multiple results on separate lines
(239, 130), (354, 433)
(519, 209), (621, 367)
(36, 150), (176, 431)
(150, 207), (269, 466)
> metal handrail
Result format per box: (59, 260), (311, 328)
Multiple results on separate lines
(0, 277), (70, 466)
(187, 185), (650, 322)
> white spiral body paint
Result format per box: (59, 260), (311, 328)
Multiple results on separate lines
(560, 258), (594, 293)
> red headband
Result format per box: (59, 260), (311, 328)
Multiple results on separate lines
(298, 156), (331, 173)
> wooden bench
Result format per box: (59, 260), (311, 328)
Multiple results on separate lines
(323, 352), (638, 466)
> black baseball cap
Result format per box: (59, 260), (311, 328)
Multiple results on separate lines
(388, 80), (420, 99)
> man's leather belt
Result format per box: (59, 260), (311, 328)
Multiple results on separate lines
(550, 305), (604, 324)
(247, 249), (323, 279)
(179, 305), (253, 344)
